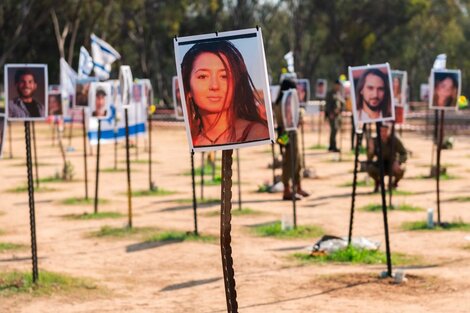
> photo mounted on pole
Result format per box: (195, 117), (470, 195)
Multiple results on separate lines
(429, 69), (461, 111)
(281, 88), (300, 132)
(119, 65), (133, 109)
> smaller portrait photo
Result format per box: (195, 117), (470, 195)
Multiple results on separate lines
(5, 64), (48, 121)
(75, 77), (98, 107)
(315, 79), (327, 99)
(420, 84), (429, 102)
(391, 70), (407, 107)
(132, 82), (144, 106)
(429, 69), (461, 110)
(172, 76), (184, 120)
(138, 79), (153, 107)
(0, 115), (6, 158)
(348, 63), (394, 125)
(89, 82), (112, 120)
(281, 89), (300, 131)
(296, 79), (310, 105)
(174, 27), (274, 152)
(119, 66), (133, 108)
(48, 87), (63, 116)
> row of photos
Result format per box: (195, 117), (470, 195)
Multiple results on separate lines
(0, 64), (153, 157)
(0, 28), (462, 157)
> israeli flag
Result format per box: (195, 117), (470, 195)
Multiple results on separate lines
(90, 33), (121, 80)
(60, 58), (77, 96)
(78, 46), (94, 78)
(433, 54), (447, 70)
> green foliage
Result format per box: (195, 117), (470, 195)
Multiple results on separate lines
(145, 231), (216, 244)
(402, 219), (470, 231)
(60, 197), (109, 205)
(415, 173), (458, 180)
(64, 212), (124, 220)
(252, 221), (324, 239)
(131, 188), (176, 197)
(0, 243), (26, 253)
(360, 203), (424, 212)
(339, 179), (372, 187)
(183, 163), (220, 176)
(203, 207), (263, 217)
(90, 226), (155, 238)
(7, 185), (56, 193)
(292, 246), (420, 266)
(449, 196), (470, 202)
(309, 144), (328, 150)
(176, 198), (220, 205)
(0, 271), (97, 296)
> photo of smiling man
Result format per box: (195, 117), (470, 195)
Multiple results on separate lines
(349, 63), (394, 125)
(5, 64), (48, 121)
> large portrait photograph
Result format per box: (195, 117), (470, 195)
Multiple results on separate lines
(5, 64), (48, 121)
(89, 82), (112, 120)
(349, 63), (394, 125)
(174, 28), (275, 152)
(281, 88), (299, 131)
(173, 76), (184, 120)
(429, 69), (461, 110)
(296, 79), (310, 105)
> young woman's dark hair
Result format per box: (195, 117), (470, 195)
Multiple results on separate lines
(433, 72), (458, 107)
(181, 40), (267, 142)
(355, 68), (391, 117)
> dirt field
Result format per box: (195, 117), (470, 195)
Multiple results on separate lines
(1, 120), (470, 312)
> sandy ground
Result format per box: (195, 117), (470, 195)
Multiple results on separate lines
(0, 119), (470, 313)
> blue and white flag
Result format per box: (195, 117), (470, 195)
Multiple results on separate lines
(78, 46), (94, 78)
(433, 54), (447, 70)
(60, 58), (77, 97)
(90, 33), (121, 80)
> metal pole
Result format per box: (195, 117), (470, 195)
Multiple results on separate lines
(24, 122), (39, 283)
(300, 122), (306, 168)
(290, 132), (297, 229)
(8, 121), (13, 159)
(148, 115), (154, 190)
(68, 110), (74, 147)
(32, 122), (40, 188)
(191, 151), (198, 235)
(376, 122), (393, 277)
(82, 114), (89, 200)
(271, 143), (276, 185)
(125, 109), (133, 228)
(236, 149), (242, 211)
(200, 152), (205, 200)
(436, 110), (445, 225)
(94, 120), (102, 214)
(220, 149), (238, 312)
(348, 125), (364, 245)
(388, 123), (396, 210)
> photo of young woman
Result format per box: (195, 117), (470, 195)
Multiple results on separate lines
(430, 69), (461, 110)
(175, 28), (274, 152)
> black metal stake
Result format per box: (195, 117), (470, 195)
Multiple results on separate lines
(348, 126), (364, 245)
(436, 110), (445, 225)
(388, 123), (396, 210)
(94, 120), (102, 214)
(220, 149), (238, 313)
(212, 151), (216, 181)
(289, 132), (297, 229)
(236, 149), (242, 211)
(8, 121), (13, 159)
(376, 122), (393, 277)
(68, 110), (75, 147)
(300, 121), (306, 169)
(190, 151), (198, 235)
(201, 152), (205, 200)
(125, 108), (133, 228)
(271, 143), (276, 185)
(82, 115), (89, 200)
(24, 122), (39, 283)
(148, 115), (154, 190)
(31, 122), (40, 188)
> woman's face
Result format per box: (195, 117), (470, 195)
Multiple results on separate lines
(189, 52), (232, 114)
(435, 77), (455, 106)
(393, 77), (400, 96)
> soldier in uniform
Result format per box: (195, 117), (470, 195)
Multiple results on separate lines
(325, 80), (344, 152)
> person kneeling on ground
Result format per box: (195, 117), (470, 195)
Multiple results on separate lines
(366, 124), (407, 192)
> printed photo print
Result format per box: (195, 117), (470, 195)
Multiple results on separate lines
(5, 64), (48, 121)
(429, 69), (461, 110)
(174, 28), (275, 152)
(281, 88), (300, 131)
(89, 82), (112, 120)
(315, 79), (327, 99)
(349, 63), (394, 125)
(173, 76), (184, 120)
(296, 79), (310, 105)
